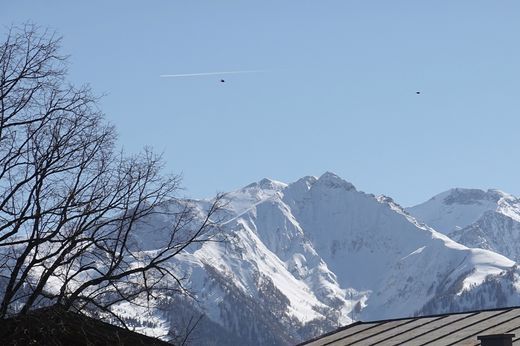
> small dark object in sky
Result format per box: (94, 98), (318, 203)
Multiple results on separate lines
(220, 79), (225, 83)
(416, 91), (421, 94)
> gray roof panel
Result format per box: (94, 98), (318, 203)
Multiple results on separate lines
(300, 307), (520, 346)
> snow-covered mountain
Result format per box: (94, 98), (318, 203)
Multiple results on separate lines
(123, 174), (520, 345)
(407, 188), (520, 261)
(9, 175), (520, 345)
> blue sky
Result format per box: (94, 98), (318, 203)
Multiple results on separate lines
(2, 1), (520, 206)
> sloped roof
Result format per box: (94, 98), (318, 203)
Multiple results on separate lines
(0, 305), (172, 346)
(300, 306), (520, 346)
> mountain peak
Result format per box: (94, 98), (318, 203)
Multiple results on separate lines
(441, 188), (517, 206)
(244, 178), (288, 191)
(316, 172), (356, 191)
(442, 188), (490, 205)
(285, 176), (317, 192)
(407, 187), (520, 236)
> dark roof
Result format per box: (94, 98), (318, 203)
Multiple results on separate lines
(0, 305), (172, 346)
(300, 306), (520, 346)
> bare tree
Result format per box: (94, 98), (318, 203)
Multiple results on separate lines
(0, 24), (221, 322)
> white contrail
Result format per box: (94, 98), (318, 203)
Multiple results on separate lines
(160, 70), (263, 78)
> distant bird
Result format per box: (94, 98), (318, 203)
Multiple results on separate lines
(416, 91), (421, 95)
(220, 79), (225, 83)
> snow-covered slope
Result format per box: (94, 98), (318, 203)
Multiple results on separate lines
(407, 188), (520, 233)
(407, 188), (520, 261)
(279, 174), (515, 319)
(449, 212), (520, 261)
(13, 174), (520, 345)
(119, 173), (520, 345)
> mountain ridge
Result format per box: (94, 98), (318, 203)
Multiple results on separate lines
(8, 173), (520, 345)
(407, 187), (520, 262)
(142, 173), (520, 344)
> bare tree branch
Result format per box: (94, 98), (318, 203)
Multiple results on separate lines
(0, 25), (222, 345)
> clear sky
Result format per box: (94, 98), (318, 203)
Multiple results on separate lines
(2, 1), (520, 206)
